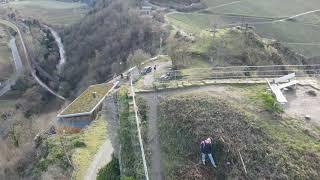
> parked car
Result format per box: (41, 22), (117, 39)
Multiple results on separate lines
(160, 71), (182, 81)
(140, 66), (152, 75)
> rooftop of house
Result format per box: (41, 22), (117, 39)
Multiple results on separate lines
(59, 83), (113, 116)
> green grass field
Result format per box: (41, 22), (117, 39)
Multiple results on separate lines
(167, 0), (320, 57)
(5, 0), (87, 26)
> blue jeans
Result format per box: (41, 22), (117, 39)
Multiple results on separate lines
(201, 153), (216, 167)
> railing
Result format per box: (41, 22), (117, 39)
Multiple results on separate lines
(155, 64), (320, 82)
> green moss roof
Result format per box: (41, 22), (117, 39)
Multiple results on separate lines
(60, 83), (113, 115)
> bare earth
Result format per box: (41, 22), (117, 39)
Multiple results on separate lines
(285, 85), (320, 126)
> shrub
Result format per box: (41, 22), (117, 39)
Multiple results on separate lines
(73, 140), (86, 148)
(258, 90), (283, 113)
(97, 155), (120, 180)
(136, 96), (148, 124)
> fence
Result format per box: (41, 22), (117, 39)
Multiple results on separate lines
(155, 64), (320, 82)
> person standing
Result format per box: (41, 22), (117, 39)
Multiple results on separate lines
(200, 137), (217, 168)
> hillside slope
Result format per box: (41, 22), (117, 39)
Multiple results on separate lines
(60, 0), (164, 97)
(159, 92), (320, 179)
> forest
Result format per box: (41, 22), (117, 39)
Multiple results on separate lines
(60, 0), (165, 97)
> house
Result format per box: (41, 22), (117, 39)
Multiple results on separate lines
(57, 82), (118, 129)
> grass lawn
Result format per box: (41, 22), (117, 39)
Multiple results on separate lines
(60, 83), (113, 115)
(166, 0), (320, 57)
(72, 114), (108, 180)
(5, 0), (87, 26)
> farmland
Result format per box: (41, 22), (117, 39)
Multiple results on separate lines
(4, 0), (87, 26)
(166, 0), (320, 57)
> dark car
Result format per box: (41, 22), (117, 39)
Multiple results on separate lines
(141, 66), (152, 75)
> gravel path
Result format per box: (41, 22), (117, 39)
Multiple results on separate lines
(84, 139), (114, 180)
(145, 93), (162, 180)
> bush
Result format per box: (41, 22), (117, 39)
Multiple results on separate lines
(258, 90), (283, 113)
(73, 140), (86, 148)
(97, 155), (120, 180)
(136, 96), (148, 124)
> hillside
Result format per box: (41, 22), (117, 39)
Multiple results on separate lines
(158, 90), (320, 179)
(60, 0), (164, 97)
(0, 0), (320, 179)
(166, 0), (320, 57)
(167, 27), (319, 73)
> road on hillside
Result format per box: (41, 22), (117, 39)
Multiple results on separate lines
(226, 9), (320, 26)
(0, 37), (23, 96)
(0, 19), (65, 100)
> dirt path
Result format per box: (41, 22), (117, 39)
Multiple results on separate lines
(144, 93), (162, 180)
(285, 85), (320, 126)
(84, 139), (114, 180)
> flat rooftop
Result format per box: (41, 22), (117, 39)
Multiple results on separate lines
(59, 83), (113, 116)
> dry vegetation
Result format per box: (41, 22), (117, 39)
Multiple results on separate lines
(159, 91), (320, 179)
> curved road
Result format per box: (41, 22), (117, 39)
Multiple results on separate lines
(0, 19), (65, 100)
(0, 37), (23, 96)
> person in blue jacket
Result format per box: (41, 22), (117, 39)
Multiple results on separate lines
(200, 137), (217, 168)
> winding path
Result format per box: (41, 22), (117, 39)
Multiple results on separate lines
(226, 9), (320, 26)
(44, 25), (66, 73)
(0, 37), (23, 96)
(0, 19), (65, 100)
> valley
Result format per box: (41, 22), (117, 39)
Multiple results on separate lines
(0, 0), (319, 180)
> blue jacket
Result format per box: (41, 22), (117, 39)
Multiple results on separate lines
(200, 141), (212, 154)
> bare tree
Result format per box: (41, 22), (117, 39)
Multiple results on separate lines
(127, 49), (151, 70)
(168, 38), (191, 69)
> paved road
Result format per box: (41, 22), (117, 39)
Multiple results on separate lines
(0, 37), (23, 96)
(0, 19), (65, 100)
(227, 9), (320, 26)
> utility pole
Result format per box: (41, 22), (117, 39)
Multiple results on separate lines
(212, 23), (218, 39)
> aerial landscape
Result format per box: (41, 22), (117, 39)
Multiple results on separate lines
(0, 0), (319, 179)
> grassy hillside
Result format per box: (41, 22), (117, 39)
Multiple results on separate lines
(159, 90), (320, 179)
(168, 27), (313, 73)
(166, 0), (320, 57)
